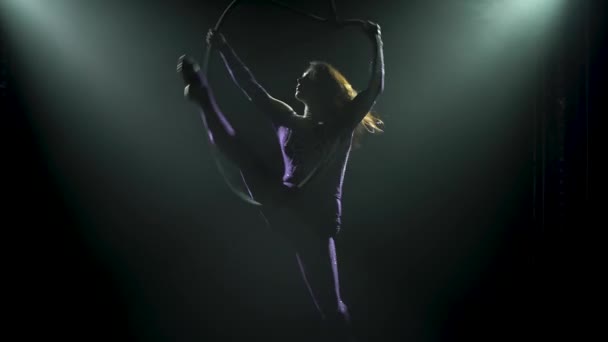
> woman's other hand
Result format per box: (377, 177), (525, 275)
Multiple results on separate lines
(206, 29), (227, 50)
(360, 20), (381, 39)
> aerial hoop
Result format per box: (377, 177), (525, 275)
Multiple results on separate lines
(200, 0), (368, 206)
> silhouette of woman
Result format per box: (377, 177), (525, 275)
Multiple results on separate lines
(177, 19), (384, 341)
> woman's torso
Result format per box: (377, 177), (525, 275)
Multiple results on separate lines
(266, 123), (354, 237)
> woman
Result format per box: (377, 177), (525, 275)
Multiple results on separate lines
(177, 19), (384, 341)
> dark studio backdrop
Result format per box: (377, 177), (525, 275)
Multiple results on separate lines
(2, 0), (602, 341)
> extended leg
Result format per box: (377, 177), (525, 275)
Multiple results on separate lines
(178, 56), (287, 202)
(295, 236), (356, 342)
(178, 56), (259, 169)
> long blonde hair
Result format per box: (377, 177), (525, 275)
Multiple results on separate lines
(308, 61), (384, 146)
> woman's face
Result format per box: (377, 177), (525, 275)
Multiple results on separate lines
(295, 68), (315, 102)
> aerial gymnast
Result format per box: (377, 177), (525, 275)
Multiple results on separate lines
(176, 7), (384, 341)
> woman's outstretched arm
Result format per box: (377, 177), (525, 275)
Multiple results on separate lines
(342, 21), (385, 130)
(207, 30), (310, 130)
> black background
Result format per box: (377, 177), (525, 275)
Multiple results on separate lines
(3, 0), (604, 341)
